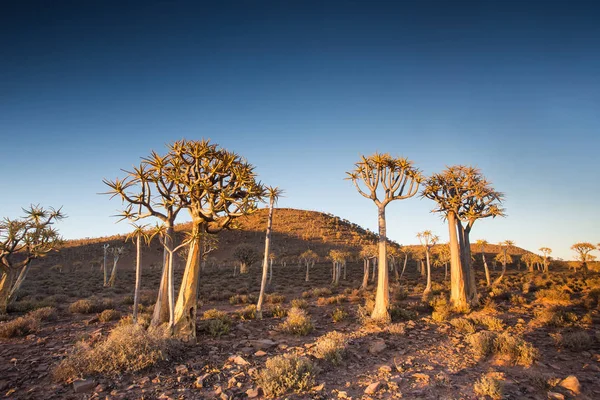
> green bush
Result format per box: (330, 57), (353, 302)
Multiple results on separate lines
(279, 307), (313, 336)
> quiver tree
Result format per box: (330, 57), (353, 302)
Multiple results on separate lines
(432, 243), (451, 281)
(475, 239), (491, 286)
(102, 243), (110, 286)
(107, 246), (125, 287)
(417, 230), (439, 299)
(493, 240), (513, 286)
(125, 224), (152, 324)
(257, 186), (283, 319)
(521, 253), (539, 273)
(329, 249), (344, 286)
(347, 153), (421, 321)
(539, 247), (552, 273)
(571, 242), (596, 276)
(103, 149), (185, 327)
(233, 244), (260, 275)
(359, 244), (378, 289)
(0, 205), (65, 313)
(422, 165), (504, 310)
(300, 249), (318, 282)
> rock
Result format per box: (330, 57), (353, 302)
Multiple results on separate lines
(312, 383), (325, 391)
(175, 364), (189, 374)
(368, 340), (387, 354)
(73, 379), (95, 393)
(337, 391), (349, 398)
(246, 387), (260, 398)
(249, 339), (277, 350)
(230, 355), (250, 366)
(378, 365), (392, 374)
(364, 381), (382, 395)
(559, 376), (581, 394)
(254, 350), (267, 357)
(412, 373), (430, 384)
(547, 392), (565, 400)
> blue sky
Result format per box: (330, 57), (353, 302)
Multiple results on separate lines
(1, 1), (598, 260)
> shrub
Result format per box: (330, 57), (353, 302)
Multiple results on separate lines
(266, 293), (286, 304)
(239, 305), (257, 320)
(290, 298), (309, 310)
(473, 374), (503, 399)
(535, 289), (571, 305)
(99, 309), (121, 323)
(200, 309), (231, 338)
(279, 307), (313, 336)
(0, 316), (39, 338)
(583, 288), (600, 309)
(302, 287), (332, 298)
(510, 294), (527, 306)
(494, 332), (538, 366)
(481, 298), (498, 314)
(390, 306), (416, 322)
(53, 324), (177, 381)
(430, 296), (452, 322)
(332, 308), (348, 323)
(394, 289), (408, 301)
(229, 294), (257, 305)
(356, 298), (375, 325)
(467, 331), (496, 359)
(450, 317), (476, 334)
(555, 331), (593, 351)
(270, 304), (287, 318)
(312, 331), (347, 365)
(534, 307), (578, 327)
(69, 299), (103, 314)
(28, 306), (58, 322)
(256, 355), (319, 398)
(470, 315), (504, 331)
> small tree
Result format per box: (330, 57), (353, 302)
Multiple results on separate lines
(432, 243), (451, 281)
(329, 249), (345, 286)
(107, 246), (125, 287)
(493, 240), (513, 286)
(475, 240), (491, 286)
(300, 250), (318, 282)
(233, 244), (260, 275)
(521, 253), (538, 273)
(102, 243), (110, 286)
(125, 224), (152, 324)
(417, 230), (439, 299)
(347, 153), (421, 321)
(256, 187), (283, 319)
(359, 244), (377, 289)
(0, 205), (65, 313)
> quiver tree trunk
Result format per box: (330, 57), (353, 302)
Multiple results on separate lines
(399, 254), (408, 281)
(343, 261), (347, 280)
(305, 262), (311, 282)
(8, 264), (31, 304)
(268, 259), (273, 283)
(103, 244), (110, 287)
(132, 235), (142, 323)
(423, 250), (432, 298)
(151, 226), (174, 327)
(257, 197), (275, 319)
(361, 259), (369, 289)
(0, 269), (18, 313)
(448, 213), (468, 310)
(108, 254), (120, 287)
(371, 206), (390, 321)
(173, 222), (203, 340)
(482, 252), (491, 287)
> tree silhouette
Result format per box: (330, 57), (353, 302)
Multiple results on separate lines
(417, 230), (439, 299)
(539, 247), (552, 273)
(475, 239), (491, 286)
(300, 249), (318, 282)
(0, 205), (65, 313)
(359, 244), (378, 289)
(347, 153), (421, 321)
(571, 242), (596, 277)
(493, 240), (514, 286)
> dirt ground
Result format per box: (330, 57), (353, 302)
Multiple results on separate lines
(1, 260), (599, 399)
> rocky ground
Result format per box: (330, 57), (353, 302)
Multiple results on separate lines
(1, 262), (599, 399)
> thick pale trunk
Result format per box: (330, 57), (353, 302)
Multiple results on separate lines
(448, 213), (468, 310)
(0, 269), (18, 313)
(371, 206), (389, 321)
(482, 251), (491, 287)
(8, 264), (30, 303)
(133, 235), (142, 323)
(151, 226), (173, 327)
(173, 222), (203, 340)
(257, 199), (274, 319)
(423, 249), (432, 296)
(108, 255), (120, 287)
(361, 259), (369, 289)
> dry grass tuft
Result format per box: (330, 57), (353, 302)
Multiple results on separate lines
(256, 355), (319, 398)
(473, 374), (503, 399)
(279, 307), (313, 336)
(312, 331), (347, 365)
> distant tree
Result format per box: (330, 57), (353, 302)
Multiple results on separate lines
(347, 153), (421, 321)
(0, 205), (65, 313)
(538, 247), (552, 273)
(102, 243), (110, 286)
(475, 239), (491, 286)
(329, 249), (345, 286)
(521, 253), (538, 273)
(125, 224), (152, 324)
(107, 246), (125, 287)
(398, 246), (413, 282)
(233, 244), (261, 275)
(417, 230), (439, 299)
(359, 244), (378, 289)
(432, 243), (451, 281)
(268, 252), (276, 283)
(300, 249), (318, 282)
(493, 240), (513, 286)
(571, 242), (596, 277)
(422, 166), (504, 309)
(257, 186), (283, 319)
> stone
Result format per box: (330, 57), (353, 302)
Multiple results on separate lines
(73, 379), (95, 393)
(378, 365), (392, 374)
(246, 387), (259, 398)
(368, 340), (387, 354)
(364, 381), (381, 395)
(412, 373), (430, 384)
(547, 392), (565, 400)
(249, 339), (277, 350)
(175, 364), (189, 374)
(195, 373), (211, 388)
(254, 350), (267, 357)
(559, 375), (581, 394)
(230, 355), (250, 365)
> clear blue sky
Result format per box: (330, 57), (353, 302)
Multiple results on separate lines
(1, 1), (598, 261)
